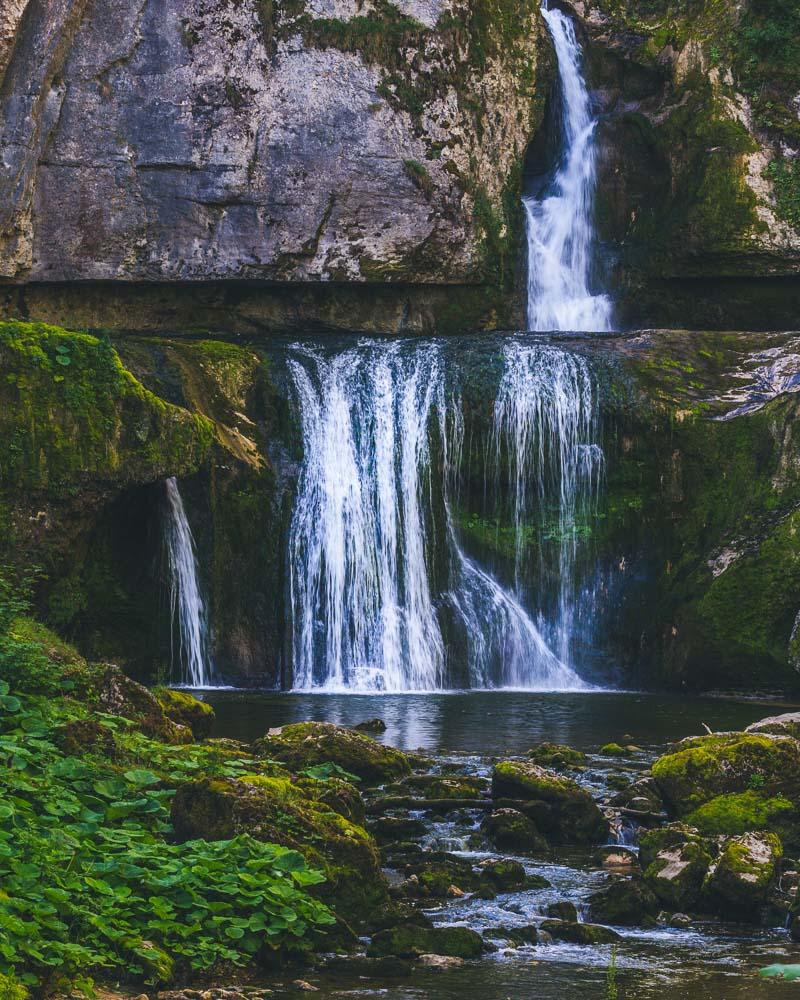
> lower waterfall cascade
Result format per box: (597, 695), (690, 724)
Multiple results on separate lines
(164, 476), (214, 688)
(524, 4), (613, 332)
(287, 340), (603, 693)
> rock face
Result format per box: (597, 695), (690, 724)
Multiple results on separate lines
(639, 826), (713, 911)
(0, 0), (552, 331)
(706, 831), (782, 913)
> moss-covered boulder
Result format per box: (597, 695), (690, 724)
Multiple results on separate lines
(296, 775), (365, 826)
(367, 924), (484, 959)
(599, 743), (629, 757)
(253, 722), (411, 785)
(588, 878), (659, 926)
(170, 774), (386, 925)
(651, 733), (800, 816)
(686, 790), (797, 841)
(705, 832), (782, 914)
(398, 773), (489, 800)
(491, 761), (609, 844)
(154, 687), (215, 739)
(97, 666), (192, 745)
(478, 859), (527, 891)
(539, 920), (621, 944)
(528, 743), (587, 770)
(611, 776), (665, 814)
(639, 826), (714, 911)
(54, 718), (118, 758)
(481, 808), (548, 853)
(747, 714), (800, 741)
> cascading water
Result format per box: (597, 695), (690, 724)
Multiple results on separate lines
(164, 477), (213, 688)
(524, 5), (613, 332)
(492, 341), (604, 664)
(287, 341), (589, 692)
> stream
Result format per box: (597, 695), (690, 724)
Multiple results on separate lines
(199, 690), (800, 998)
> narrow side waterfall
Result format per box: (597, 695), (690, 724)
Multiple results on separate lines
(287, 341), (591, 692)
(524, 5), (613, 332)
(164, 477), (213, 688)
(492, 342), (604, 664)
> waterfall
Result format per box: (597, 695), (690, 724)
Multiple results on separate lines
(524, 5), (613, 332)
(492, 341), (604, 664)
(164, 477), (213, 688)
(287, 341), (588, 692)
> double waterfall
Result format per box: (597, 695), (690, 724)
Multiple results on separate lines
(288, 341), (603, 692)
(162, 4), (611, 693)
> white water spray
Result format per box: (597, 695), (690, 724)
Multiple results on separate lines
(288, 341), (587, 692)
(164, 477), (213, 688)
(492, 341), (604, 664)
(524, 5), (613, 331)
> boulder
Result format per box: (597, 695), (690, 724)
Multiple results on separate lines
(491, 761), (609, 844)
(416, 954), (466, 970)
(399, 773), (489, 800)
(599, 743), (628, 756)
(353, 718), (387, 733)
(478, 859), (527, 891)
(55, 718), (117, 758)
(611, 776), (665, 814)
(538, 920), (621, 944)
(253, 722), (411, 784)
(170, 775), (386, 925)
(706, 831), (782, 914)
(154, 687), (215, 739)
(97, 666), (192, 744)
(546, 901), (578, 922)
(639, 825), (714, 911)
(685, 790), (796, 841)
(528, 743), (587, 770)
(588, 878), (659, 926)
(367, 924), (484, 959)
(481, 808), (548, 853)
(651, 733), (800, 816)
(369, 816), (427, 843)
(746, 714), (800, 741)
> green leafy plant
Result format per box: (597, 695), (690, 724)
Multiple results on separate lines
(300, 761), (360, 783)
(605, 945), (618, 999)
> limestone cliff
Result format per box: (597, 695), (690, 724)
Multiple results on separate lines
(0, 0), (551, 330)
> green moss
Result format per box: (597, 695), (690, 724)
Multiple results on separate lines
(528, 743), (587, 769)
(0, 321), (214, 496)
(0, 974), (29, 1000)
(154, 687), (215, 739)
(686, 790), (796, 837)
(402, 158), (434, 196)
(599, 742), (628, 756)
(765, 158), (800, 231)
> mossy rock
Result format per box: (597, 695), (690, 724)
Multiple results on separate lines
(367, 923), (484, 959)
(369, 815), (427, 843)
(685, 790), (797, 841)
(539, 920), (621, 944)
(651, 733), (800, 815)
(599, 742), (629, 756)
(546, 901), (579, 922)
(747, 713), (800, 741)
(478, 858), (527, 891)
(481, 807), (548, 853)
(588, 878), (659, 926)
(254, 722), (411, 784)
(400, 773), (489, 800)
(170, 774), (386, 925)
(491, 761), (609, 844)
(611, 776), (664, 814)
(96, 666), (192, 745)
(296, 775), (365, 825)
(639, 826), (714, 911)
(154, 687), (215, 739)
(528, 743), (587, 769)
(706, 831), (782, 914)
(54, 718), (118, 758)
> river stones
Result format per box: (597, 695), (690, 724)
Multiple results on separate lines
(367, 924), (484, 959)
(481, 807), (548, 852)
(491, 761), (609, 844)
(611, 776), (665, 815)
(478, 858), (527, 890)
(353, 718), (387, 733)
(639, 825), (713, 911)
(651, 732), (800, 816)
(587, 878), (659, 926)
(253, 722), (411, 784)
(369, 815), (428, 843)
(538, 920), (621, 944)
(705, 831), (783, 914)
(170, 774), (387, 925)
(527, 743), (587, 770)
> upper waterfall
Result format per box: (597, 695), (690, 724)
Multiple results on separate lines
(287, 340), (597, 693)
(524, 5), (613, 332)
(164, 477), (214, 688)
